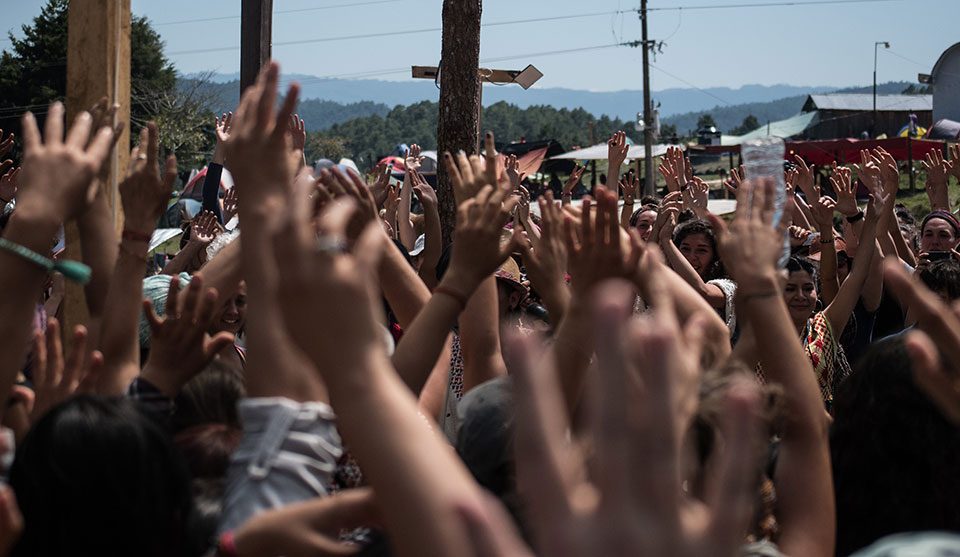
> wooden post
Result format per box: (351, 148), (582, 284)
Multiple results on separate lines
(63, 0), (131, 337)
(436, 0), (482, 246)
(241, 0), (273, 94)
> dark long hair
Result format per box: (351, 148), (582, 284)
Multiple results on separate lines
(11, 396), (195, 557)
(830, 336), (960, 556)
(673, 218), (727, 281)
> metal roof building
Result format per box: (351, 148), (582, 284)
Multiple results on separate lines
(799, 93), (932, 139)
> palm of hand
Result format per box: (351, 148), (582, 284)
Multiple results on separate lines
(719, 220), (781, 283)
(0, 168), (18, 201)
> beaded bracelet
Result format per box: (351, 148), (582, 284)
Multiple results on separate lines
(0, 238), (91, 284)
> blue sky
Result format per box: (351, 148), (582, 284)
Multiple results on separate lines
(4, 0), (958, 92)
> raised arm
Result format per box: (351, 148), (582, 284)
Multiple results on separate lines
(519, 192), (571, 324)
(392, 155), (517, 398)
(658, 215), (727, 311)
(96, 124), (177, 395)
(618, 172), (638, 229)
(555, 188), (642, 414)
(412, 172), (442, 290)
(272, 174), (485, 557)
(812, 196), (840, 305)
(824, 176), (886, 337)
(76, 99), (124, 351)
(397, 144), (422, 250)
(560, 164), (586, 206)
(0, 103), (115, 405)
(709, 178), (834, 557)
(222, 64), (328, 403)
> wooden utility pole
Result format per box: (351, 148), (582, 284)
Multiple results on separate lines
(64, 0), (131, 336)
(640, 0), (655, 197)
(240, 0), (273, 93)
(436, 0), (482, 245)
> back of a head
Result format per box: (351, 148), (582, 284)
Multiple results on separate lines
(830, 337), (960, 556)
(10, 396), (193, 557)
(918, 259), (960, 302)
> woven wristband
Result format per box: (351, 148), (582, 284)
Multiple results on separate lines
(0, 238), (92, 285)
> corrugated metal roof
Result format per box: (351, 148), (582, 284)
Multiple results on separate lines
(806, 94), (932, 112)
(722, 111), (819, 145)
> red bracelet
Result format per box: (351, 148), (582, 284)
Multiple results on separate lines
(434, 285), (468, 311)
(122, 229), (152, 243)
(217, 531), (237, 557)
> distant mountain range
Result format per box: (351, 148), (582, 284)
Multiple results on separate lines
(182, 72), (921, 136)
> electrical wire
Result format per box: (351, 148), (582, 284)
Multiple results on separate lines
(644, 0), (901, 11)
(648, 62), (735, 106)
(167, 10), (624, 56)
(154, 0), (402, 26)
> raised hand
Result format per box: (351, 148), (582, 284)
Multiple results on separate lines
(607, 130), (629, 173)
(30, 318), (103, 424)
(368, 162), (392, 209)
(190, 211), (223, 245)
(0, 165), (19, 204)
(792, 155), (819, 201)
(215, 112), (233, 144)
(873, 147), (900, 199)
(511, 282), (764, 557)
(950, 144), (960, 182)
(722, 164), (744, 195)
(119, 123), (177, 237)
(444, 131), (501, 207)
(271, 193), (387, 374)
(659, 151), (681, 193)
(505, 154), (525, 190)
(17, 102), (116, 222)
(518, 192), (569, 318)
(222, 62), (300, 217)
(682, 176), (709, 218)
(922, 149), (951, 211)
(619, 171), (639, 201)
(829, 165), (859, 217)
(140, 275), (235, 397)
(563, 186), (643, 295)
(222, 186), (239, 223)
(562, 164), (587, 198)
(708, 178), (785, 292)
(405, 143), (424, 173)
(411, 171), (437, 208)
(443, 181), (520, 291)
(0, 130), (13, 160)
(856, 149), (884, 198)
(318, 166), (380, 242)
(288, 113), (306, 152)
(812, 196), (837, 233)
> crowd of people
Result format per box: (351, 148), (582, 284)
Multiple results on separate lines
(1, 61), (960, 556)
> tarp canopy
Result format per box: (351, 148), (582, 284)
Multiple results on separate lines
(551, 142), (677, 161)
(722, 112), (819, 146)
(786, 137), (945, 166)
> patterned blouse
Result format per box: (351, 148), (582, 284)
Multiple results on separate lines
(757, 311), (852, 408)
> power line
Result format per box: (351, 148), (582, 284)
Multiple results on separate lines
(648, 62), (735, 106)
(154, 0), (401, 26)
(168, 10), (624, 56)
(644, 0), (900, 11)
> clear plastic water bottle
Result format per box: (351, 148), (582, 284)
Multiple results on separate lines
(742, 137), (790, 268)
